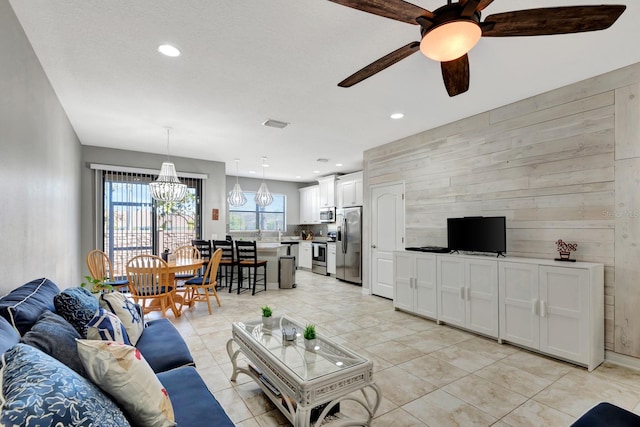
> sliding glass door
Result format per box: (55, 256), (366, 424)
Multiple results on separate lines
(102, 170), (201, 278)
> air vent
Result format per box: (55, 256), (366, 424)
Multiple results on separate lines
(262, 119), (289, 129)
(316, 158), (329, 163)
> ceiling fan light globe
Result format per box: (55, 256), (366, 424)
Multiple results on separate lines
(420, 20), (481, 62)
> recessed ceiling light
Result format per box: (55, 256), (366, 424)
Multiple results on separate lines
(390, 113), (404, 119)
(249, 170), (256, 174)
(335, 163), (343, 167)
(263, 164), (270, 167)
(158, 44), (181, 57)
(295, 175), (302, 179)
(313, 170), (320, 174)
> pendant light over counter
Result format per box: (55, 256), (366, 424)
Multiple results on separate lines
(227, 159), (247, 207)
(255, 156), (273, 207)
(149, 128), (187, 203)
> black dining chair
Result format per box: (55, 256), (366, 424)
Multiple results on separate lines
(235, 241), (267, 295)
(212, 239), (237, 292)
(191, 239), (212, 276)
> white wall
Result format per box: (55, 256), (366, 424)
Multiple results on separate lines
(81, 145), (227, 258)
(0, 0), (82, 292)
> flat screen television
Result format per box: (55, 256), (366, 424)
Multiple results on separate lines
(447, 216), (507, 256)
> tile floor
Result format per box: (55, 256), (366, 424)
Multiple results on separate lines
(153, 270), (640, 427)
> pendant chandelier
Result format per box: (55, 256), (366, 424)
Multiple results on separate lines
(227, 159), (247, 207)
(149, 128), (187, 203)
(255, 157), (273, 207)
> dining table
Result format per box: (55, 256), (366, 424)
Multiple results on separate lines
(142, 257), (204, 317)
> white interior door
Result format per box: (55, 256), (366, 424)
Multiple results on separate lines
(370, 183), (404, 299)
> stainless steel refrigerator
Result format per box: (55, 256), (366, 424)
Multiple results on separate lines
(336, 207), (362, 285)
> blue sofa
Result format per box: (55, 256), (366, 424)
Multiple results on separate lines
(571, 402), (640, 426)
(0, 278), (234, 427)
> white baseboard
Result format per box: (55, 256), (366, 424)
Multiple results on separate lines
(605, 350), (640, 371)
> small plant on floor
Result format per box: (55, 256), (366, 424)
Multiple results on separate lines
(303, 324), (316, 341)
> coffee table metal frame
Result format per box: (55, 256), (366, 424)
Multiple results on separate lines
(227, 315), (381, 427)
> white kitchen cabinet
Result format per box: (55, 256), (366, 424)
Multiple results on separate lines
(327, 242), (337, 275)
(499, 259), (604, 371)
(299, 241), (313, 270)
(336, 171), (363, 208)
(298, 185), (320, 225)
(317, 176), (336, 208)
(393, 251), (437, 319)
(437, 254), (499, 338)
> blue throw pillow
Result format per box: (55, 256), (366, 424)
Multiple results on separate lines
(21, 310), (87, 377)
(0, 278), (60, 335)
(0, 316), (19, 354)
(0, 343), (131, 427)
(54, 287), (99, 337)
(86, 307), (131, 345)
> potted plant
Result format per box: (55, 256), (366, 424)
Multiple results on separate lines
(303, 324), (317, 351)
(81, 276), (114, 294)
(261, 306), (273, 329)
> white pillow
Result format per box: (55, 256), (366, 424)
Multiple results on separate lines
(77, 339), (175, 427)
(86, 308), (130, 344)
(99, 292), (144, 345)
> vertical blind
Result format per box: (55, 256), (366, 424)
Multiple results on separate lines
(93, 166), (203, 278)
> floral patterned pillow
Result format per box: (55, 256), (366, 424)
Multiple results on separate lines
(77, 340), (175, 427)
(54, 287), (99, 337)
(0, 343), (130, 426)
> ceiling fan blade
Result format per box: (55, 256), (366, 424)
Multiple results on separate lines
(459, 0), (493, 17)
(482, 5), (626, 37)
(441, 54), (470, 97)
(338, 42), (420, 87)
(460, 0), (480, 18)
(328, 0), (433, 24)
(476, 0), (494, 12)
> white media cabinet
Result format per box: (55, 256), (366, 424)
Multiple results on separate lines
(393, 251), (604, 371)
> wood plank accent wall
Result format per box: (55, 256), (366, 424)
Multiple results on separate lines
(364, 62), (640, 357)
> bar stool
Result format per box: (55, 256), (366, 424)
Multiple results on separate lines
(212, 240), (237, 292)
(235, 241), (267, 295)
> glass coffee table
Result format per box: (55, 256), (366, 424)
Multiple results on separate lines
(227, 315), (381, 427)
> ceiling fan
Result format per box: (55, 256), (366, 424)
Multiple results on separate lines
(330, 0), (626, 96)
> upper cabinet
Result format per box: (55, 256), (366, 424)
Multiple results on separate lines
(317, 175), (336, 208)
(299, 185), (320, 225)
(337, 171), (363, 208)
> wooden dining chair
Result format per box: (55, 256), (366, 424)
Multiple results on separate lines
(235, 241), (267, 295)
(184, 249), (223, 315)
(212, 240), (237, 292)
(126, 254), (178, 318)
(86, 249), (129, 292)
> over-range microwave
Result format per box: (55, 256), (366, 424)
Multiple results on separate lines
(319, 207), (336, 223)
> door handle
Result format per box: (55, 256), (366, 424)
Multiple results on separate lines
(540, 300), (547, 318)
(371, 244), (377, 249)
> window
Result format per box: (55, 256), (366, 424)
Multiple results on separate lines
(98, 169), (202, 278)
(229, 192), (286, 231)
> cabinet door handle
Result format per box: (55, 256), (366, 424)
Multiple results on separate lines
(532, 299), (538, 316)
(465, 287), (471, 300)
(540, 300), (547, 318)
(412, 278), (416, 289)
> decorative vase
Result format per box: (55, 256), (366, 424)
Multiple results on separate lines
(304, 338), (317, 351)
(262, 316), (273, 329)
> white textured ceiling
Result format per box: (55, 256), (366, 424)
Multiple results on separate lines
(8, 0), (640, 181)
